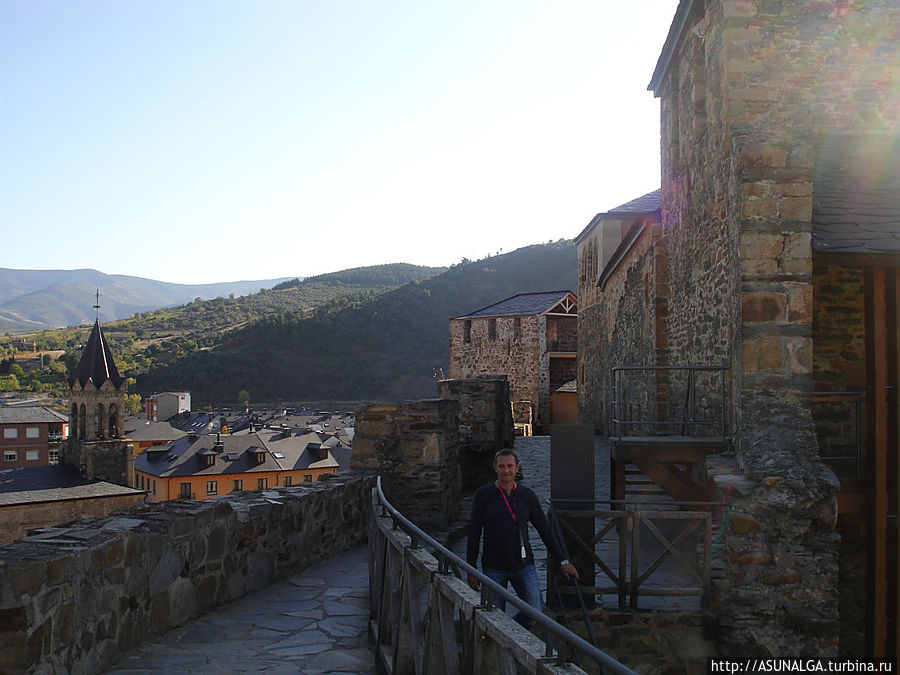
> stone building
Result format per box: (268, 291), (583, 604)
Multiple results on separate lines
(449, 291), (577, 435)
(63, 318), (135, 487)
(577, 0), (899, 658)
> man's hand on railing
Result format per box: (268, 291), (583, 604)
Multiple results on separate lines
(560, 561), (580, 581)
(467, 573), (480, 591)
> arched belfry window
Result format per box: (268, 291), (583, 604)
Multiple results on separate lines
(95, 403), (105, 438)
(79, 404), (86, 439)
(71, 404), (79, 440)
(108, 403), (119, 438)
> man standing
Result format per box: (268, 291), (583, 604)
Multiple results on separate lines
(467, 448), (579, 626)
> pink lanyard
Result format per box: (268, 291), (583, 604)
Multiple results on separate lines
(497, 482), (517, 522)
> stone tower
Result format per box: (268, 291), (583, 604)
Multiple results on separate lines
(63, 318), (134, 486)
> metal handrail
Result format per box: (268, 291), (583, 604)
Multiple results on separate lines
(373, 476), (636, 675)
(610, 365), (729, 439)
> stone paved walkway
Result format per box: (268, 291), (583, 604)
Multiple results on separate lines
(106, 546), (375, 675)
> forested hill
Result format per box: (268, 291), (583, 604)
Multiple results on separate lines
(136, 241), (577, 405)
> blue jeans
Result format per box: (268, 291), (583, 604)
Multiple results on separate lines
(483, 565), (542, 626)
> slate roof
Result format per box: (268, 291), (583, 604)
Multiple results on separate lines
(124, 419), (187, 443)
(0, 465), (142, 506)
(135, 429), (350, 479)
(575, 189), (661, 244)
(812, 136), (900, 255)
(69, 319), (126, 389)
(455, 291), (576, 320)
(0, 405), (67, 425)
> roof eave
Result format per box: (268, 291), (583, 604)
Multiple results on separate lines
(648, 0), (698, 96)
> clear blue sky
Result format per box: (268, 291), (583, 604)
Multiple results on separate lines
(1, 1), (676, 285)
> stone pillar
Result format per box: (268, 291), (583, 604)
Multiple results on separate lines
(437, 377), (514, 488)
(353, 399), (461, 529)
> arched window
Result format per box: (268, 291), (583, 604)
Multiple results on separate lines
(79, 404), (86, 440)
(71, 404), (79, 440)
(108, 403), (119, 438)
(95, 403), (105, 439)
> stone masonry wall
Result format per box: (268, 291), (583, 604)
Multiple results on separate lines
(653, 0), (900, 655)
(0, 494), (145, 546)
(352, 399), (461, 529)
(577, 223), (665, 436)
(449, 315), (550, 432)
(0, 473), (375, 674)
(62, 439), (135, 489)
(436, 377), (514, 488)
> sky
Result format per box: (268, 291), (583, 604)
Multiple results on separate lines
(1, 1), (678, 285)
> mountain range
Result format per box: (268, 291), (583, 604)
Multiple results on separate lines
(0, 268), (293, 332)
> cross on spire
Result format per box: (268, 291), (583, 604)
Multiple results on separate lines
(93, 289), (101, 317)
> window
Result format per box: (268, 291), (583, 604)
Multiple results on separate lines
(4, 450), (17, 461)
(514, 317), (522, 341)
(25, 427), (39, 439)
(257, 477), (268, 490)
(49, 449), (59, 465)
(464, 320), (472, 343)
(206, 480), (218, 495)
(283, 476), (292, 487)
(233, 479), (243, 492)
(304, 474), (313, 483)
(25, 450), (39, 461)
(488, 318), (497, 341)
(152, 480), (157, 495)
(179, 482), (191, 498)
(3, 428), (17, 439)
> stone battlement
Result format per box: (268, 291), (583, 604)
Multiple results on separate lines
(0, 472), (375, 674)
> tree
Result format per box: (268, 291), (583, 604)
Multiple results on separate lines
(124, 393), (142, 414)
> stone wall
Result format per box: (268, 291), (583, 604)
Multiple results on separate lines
(577, 222), (666, 435)
(0, 473), (375, 674)
(352, 399), (461, 529)
(62, 439), (135, 489)
(449, 315), (550, 432)
(436, 377), (514, 488)
(640, 0), (900, 655)
(0, 493), (145, 546)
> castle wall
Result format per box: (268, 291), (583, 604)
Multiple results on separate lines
(352, 399), (461, 528)
(577, 222), (667, 435)
(648, 0), (900, 656)
(449, 315), (548, 431)
(0, 473), (374, 673)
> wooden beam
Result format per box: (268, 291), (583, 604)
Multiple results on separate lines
(865, 266), (889, 657)
(891, 268), (900, 659)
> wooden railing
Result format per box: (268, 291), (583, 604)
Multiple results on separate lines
(369, 477), (635, 675)
(549, 501), (717, 611)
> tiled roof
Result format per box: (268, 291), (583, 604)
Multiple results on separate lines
(812, 137), (900, 255)
(0, 405), (67, 424)
(575, 189), (661, 243)
(455, 291), (575, 320)
(124, 420), (187, 443)
(135, 429), (351, 478)
(0, 465), (141, 505)
(70, 319), (126, 389)
(604, 189), (661, 215)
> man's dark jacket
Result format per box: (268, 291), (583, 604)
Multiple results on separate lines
(467, 481), (567, 571)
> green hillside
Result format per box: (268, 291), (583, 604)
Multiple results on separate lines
(1, 263), (443, 397)
(136, 242), (577, 405)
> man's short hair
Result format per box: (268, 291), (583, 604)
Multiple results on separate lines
(494, 448), (519, 464)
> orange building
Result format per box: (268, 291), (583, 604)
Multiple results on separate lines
(134, 427), (350, 502)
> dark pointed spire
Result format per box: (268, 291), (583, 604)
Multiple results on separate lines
(69, 319), (126, 390)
